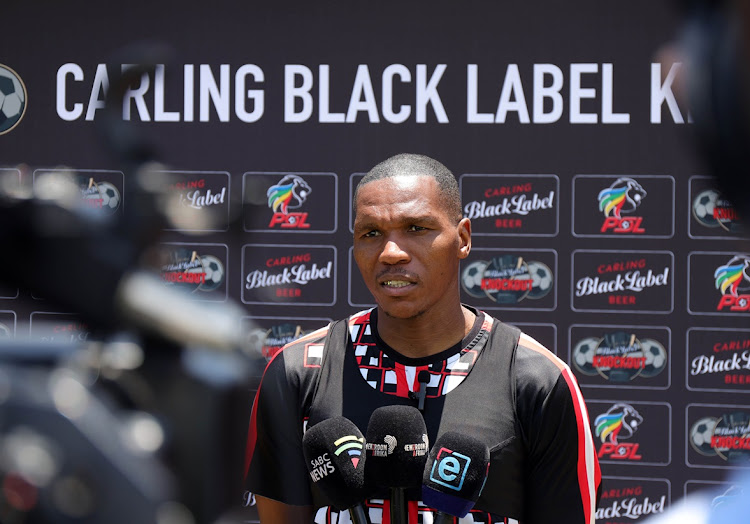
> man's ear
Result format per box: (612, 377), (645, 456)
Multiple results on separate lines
(457, 218), (471, 259)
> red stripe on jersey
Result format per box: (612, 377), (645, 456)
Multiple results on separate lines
(520, 336), (600, 524)
(560, 367), (599, 524)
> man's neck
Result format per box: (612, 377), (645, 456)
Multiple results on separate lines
(375, 305), (476, 359)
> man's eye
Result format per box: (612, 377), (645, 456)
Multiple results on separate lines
(408, 225), (426, 232)
(362, 230), (381, 238)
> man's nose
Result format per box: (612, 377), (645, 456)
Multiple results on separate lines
(379, 239), (410, 264)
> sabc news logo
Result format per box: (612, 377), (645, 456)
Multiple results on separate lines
(429, 448), (471, 491)
(597, 178), (647, 234)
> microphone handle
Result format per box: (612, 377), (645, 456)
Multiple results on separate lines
(389, 487), (408, 524)
(348, 504), (371, 524)
(434, 511), (456, 524)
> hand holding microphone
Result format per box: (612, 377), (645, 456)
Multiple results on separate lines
(302, 417), (371, 524)
(422, 431), (491, 524)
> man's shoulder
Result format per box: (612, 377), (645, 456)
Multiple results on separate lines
(277, 309), (374, 362)
(512, 330), (570, 390)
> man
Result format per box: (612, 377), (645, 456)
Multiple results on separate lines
(244, 153), (601, 523)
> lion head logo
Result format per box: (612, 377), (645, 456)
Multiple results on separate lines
(594, 403), (643, 444)
(597, 178), (647, 218)
(267, 175), (312, 214)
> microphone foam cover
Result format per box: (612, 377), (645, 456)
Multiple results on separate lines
(365, 405), (429, 488)
(421, 431), (490, 517)
(302, 416), (367, 510)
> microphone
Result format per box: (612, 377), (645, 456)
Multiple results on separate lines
(302, 417), (371, 524)
(422, 431), (490, 523)
(365, 405), (429, 524)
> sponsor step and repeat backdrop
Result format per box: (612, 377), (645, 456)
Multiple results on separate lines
(3, 2), (750, 521)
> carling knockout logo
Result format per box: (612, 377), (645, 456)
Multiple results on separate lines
(267, 174), (312, 228)
(573, 332), (667, 382)
(693, 189), (741, 232)
(597, 177), (646, 233)
(461, 255), (553, 304)
(690, 412), (750, 463)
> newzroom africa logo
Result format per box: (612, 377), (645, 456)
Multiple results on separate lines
(0, 65), (26, 135)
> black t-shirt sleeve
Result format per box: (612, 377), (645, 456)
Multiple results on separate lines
(515, 336), (601, 524)
(244, 348), (313, 506)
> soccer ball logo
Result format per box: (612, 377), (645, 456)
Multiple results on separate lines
(193, 255), (225, 292)
(461, 260), (488, 299)
(572, 337), (601, 376)
(640, 339), (668, 377)
(689, 417), (718, 457)
(693, 189), (739, 231)
(526, 261), (554, 299)
(81, 179), (121, 214)
(0, 65), (26, 135)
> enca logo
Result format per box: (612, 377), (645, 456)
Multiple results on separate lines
(429, 448), (471, 491)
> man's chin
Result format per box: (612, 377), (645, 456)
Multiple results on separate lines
(377, 301), (427, 321)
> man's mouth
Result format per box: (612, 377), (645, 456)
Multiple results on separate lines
(381, 280), (413, 288)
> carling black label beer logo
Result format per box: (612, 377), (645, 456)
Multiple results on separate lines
(597, 477), (669, 522)
(458, 174), (558, 236)
(158, 243), (228, 301)
(689, 176), (745, 238)
(244, 172), (337, 233)
(688, 405), (750, 467)
(34, 169), (124, 216)
(161, 170), (230, 231)
(459, 249), (556, 310)
(242, 316), (330, 361)
(590, 400), (671, 465)
(688, 252), (750, 315)
(242, 244), (336, 305)
(688, 328), (750, 392)
(570, 326), (669, 389)
(0, 64), (27, 135)
(572, 250), (673, 313)
(29, 313), (90, 344)
(572, 175), (674, 237)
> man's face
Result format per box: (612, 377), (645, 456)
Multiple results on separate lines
(353, 174), (470, 320)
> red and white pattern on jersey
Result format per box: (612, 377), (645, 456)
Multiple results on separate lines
(345, 309), (495, 399)
(313, 499), (518, 524)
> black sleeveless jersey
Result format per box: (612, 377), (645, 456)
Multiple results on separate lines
(244, 308), (601, 523)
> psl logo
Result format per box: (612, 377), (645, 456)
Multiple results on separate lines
(714, 255), (750, 311)
(429, 448), (471, 491)
(267, 174), (312, 228)
(597, 178), (647, 233)
(595, 403), (644, 460)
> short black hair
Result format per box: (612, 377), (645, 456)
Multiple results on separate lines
(354, 153), (463, 222)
